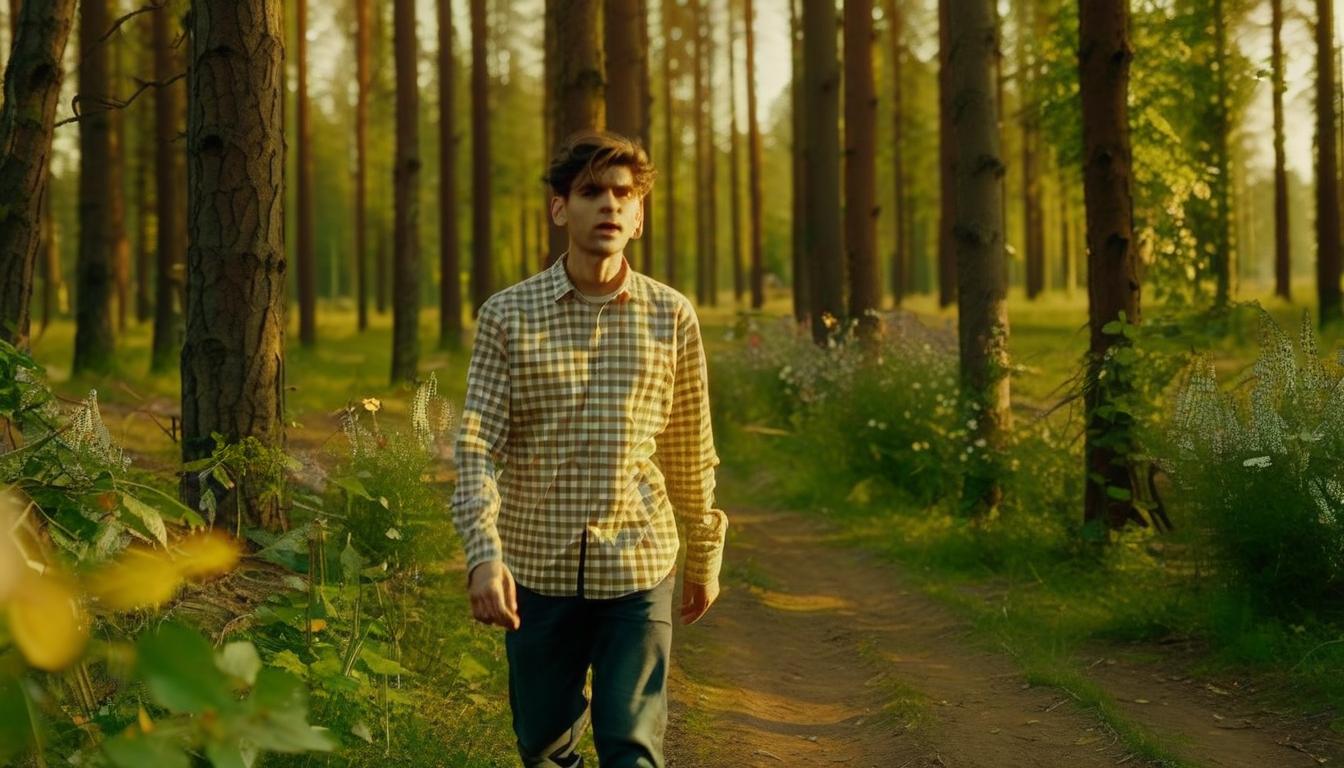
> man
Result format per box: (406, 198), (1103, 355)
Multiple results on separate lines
(451, 129), (728, 768)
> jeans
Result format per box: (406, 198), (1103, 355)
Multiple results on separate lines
(505, 571), (675, 768)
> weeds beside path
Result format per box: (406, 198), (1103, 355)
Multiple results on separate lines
(665, 491), (1339, 768)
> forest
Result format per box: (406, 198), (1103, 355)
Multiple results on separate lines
(1, 0), (1343, 765)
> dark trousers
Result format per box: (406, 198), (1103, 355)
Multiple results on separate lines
(505, 571), (674, 768)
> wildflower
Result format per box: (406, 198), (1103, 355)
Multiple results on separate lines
(974, 438), (987, 448)
(1242, 456), (1272, 469)
(967, 418), (978, 430)
(867, 418), (877, 428)
(362, 397), (382, 413)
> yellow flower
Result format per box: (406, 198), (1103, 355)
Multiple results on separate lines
(362, 397), (382, 413)
(87, 548), (181, 612)
(7, 570), (89, 671)
(173, 532), (240, 579)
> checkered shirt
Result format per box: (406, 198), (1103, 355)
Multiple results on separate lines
(451, 253), (728, 598)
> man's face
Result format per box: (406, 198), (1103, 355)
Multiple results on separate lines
(551, 164), (643, 259)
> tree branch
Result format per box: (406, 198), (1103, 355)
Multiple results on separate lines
(57, 72), (186, 128)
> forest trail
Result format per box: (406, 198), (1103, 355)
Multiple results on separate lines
(664, 505), (1340, 768)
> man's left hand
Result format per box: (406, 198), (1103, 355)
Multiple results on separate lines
(680, 576), (720, 625)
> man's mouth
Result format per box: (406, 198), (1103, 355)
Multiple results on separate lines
(596, 223), (621, 232)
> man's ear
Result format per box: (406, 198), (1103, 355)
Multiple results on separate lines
(550, 195), (567, 227)
(632, 199), (644, 239)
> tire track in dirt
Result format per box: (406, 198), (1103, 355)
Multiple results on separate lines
(665, 508), (1147, 768)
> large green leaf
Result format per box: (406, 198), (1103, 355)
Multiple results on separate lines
(120, 493), (168, 547)
(102, 731), (190, 768)
(137, 623), (236, 715)
(243, 668), (336, 753)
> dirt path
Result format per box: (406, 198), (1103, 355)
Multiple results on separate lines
(665, 507), (1339, 768)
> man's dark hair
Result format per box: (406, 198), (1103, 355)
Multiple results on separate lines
(544, 129), (657, 199)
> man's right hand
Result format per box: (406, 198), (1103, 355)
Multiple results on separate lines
(467, 560), (521, 630)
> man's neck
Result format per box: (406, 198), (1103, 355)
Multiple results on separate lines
(564, 249), (626, 296)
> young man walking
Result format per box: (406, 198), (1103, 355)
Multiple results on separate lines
(451, 130), (728, 767)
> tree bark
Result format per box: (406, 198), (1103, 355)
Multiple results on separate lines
(470, 0), (491, 316)
(150, 1), (183, 373)
(745, 0), (764, 308)
(182, 0), (287, 531)
(547, 0), (605, 267)
(1319, 0), (1341, 325)
(692, 0), (706, 304)
(439, 0), (462, 347)
(73, 0), (116, 374)
(729, 0), (744, 305)
(391, 0), (421, 382)
(605, 0), (642, 136)
(703, 0), (717, 307)
(662, 0), (678, 288)
(356, 0), (370, 329)
(1211, 0), (1233, 308)
(135, 20), (152, 326)
(109, 38), (130, 333)
(802, 0), (843, 342)
(1079, 0), (1144, 530)
(888, 0), (905, 307)
(1019, 0), (1045, 300)
(790, 0), (809, 324)
(639, 0), (654, 275)
(948, 0), (1010, 513)
(295, 0), (316, 345)
(936, 0), (957, 308)
(1272, 0), (1290, 300)
(0, 0), (72, 347)
(845, 0), (879, 336)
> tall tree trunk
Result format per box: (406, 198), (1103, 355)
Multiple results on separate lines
(704, 0), (717, 307)
(0, 0), (72, 348)
(729, 0), (744, 305)
(547, 0), (604, 266)
(790, 0), (809, 323)
(692, 0), (706, 304)
(1272, 0), (1290, 300)
(150, 2), (183, 373)
(745, 0), (764, 308)
(888, 0), (905, 308)
(639, 0), (654, 275)
(470, 0), (491, 315)
(802, 0), (843, 343)
(73, 0), (116, 374)
(845, 0), (878, 336)
(439, 0), (462, 347)
(391, 0), (421, 382)
(1019, 0), (1044, 300)
(1080, 0), (1144, 529)
(1319, 0), (1341, 325)
(606, 0), (642, 136)
(936, 0), (957, 308)
(110, 38), (129, 333)
(1212, 0), (1233, 308)
(948, 0), (1010, 513)
(374, 0), (389, 315)
(662, 0), (678, 288)
(295, 0), (316, 345)
(1057, 154), (1073, 294)
(182, 0), (287, 531)
(356, 0), (370, 329)
(135, 20), (152, 326)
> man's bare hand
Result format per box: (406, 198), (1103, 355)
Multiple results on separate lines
(467, 560), (521, 630)
(680, 576), (720, 625)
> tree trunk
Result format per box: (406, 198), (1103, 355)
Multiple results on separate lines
(439, 0), (462, 347)
(1057, 154), (1073, 294)
(1079, 0), (1144, 530)
(470, 0), (492, 316)
(1019, 0), (1044, 300)
(109, 39), (130, 333)
(948, 0), (1010, 513)
(662, 0), (677, 288)
(391, 0), (421, 382)
(1, 2), (75, 344)
(182, 0), (287, 531)
(605, 0), (642, 136)
(936, 0), (957, 308)
(1212, 0), (1233, 308)
(703, 1), (717, 307)
(150, 1), (183, 373)
(73, 0), (116, 374)
(1320, 0), (1341, 325)
(790, 0), (809, 324)
(295, 0), (316, 345)
(802, 0), (843, 343)
(1272, 0), (1290, 300)
(845, 0), (878, 336)
(888, 0), (905, 308)
(639, 0), (654, 275)
(547, 0), (604, 267)
(356, 0), (370, 329)
(135, 20), (152, 326)
(729, 0), (743, 305)
(692, 0), (706, 304)
(745, 0), (764, 308)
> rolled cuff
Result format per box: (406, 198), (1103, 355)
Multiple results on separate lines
(463, 529), (504, 585)
(681, 508), (728, 585)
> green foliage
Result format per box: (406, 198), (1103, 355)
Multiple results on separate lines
(1163, 308), (1344, 612)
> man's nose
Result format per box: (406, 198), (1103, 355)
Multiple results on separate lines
(599, 190), (620, 210)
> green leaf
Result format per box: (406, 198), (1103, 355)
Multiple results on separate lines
(458, 652), (490, 683)
(330, 475), (372, 500)
(340, 540), (365, 585)
(358, 647), (410, 676)
(1101, 320), (1124, 335)
(205, 741), (251, 768)
(1105, 485), (1133, 501)
(121, 493), (168, 547)
(137, 623), (237, 715)
(216, 641), (262, 686)
(103, 732), (190, 768)
(0, 675), (34, 762)
(244, 668), (336, 753)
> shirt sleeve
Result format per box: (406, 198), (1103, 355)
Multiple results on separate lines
(657, 300), (728, 585)
(451, 300), (511, 578)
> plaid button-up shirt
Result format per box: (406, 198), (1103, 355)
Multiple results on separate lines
(451, 253), (727, 599)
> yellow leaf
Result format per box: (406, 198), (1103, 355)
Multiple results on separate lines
(173, 532), (241, 580)
(87, 549), (182, 612)
(137, 706), (154, 734)
(7, 571), (89, 671)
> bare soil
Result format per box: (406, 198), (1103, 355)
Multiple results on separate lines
(665, 507), (1342, 768)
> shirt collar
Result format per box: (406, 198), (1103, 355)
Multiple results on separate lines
(549, 250), (641, 305)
